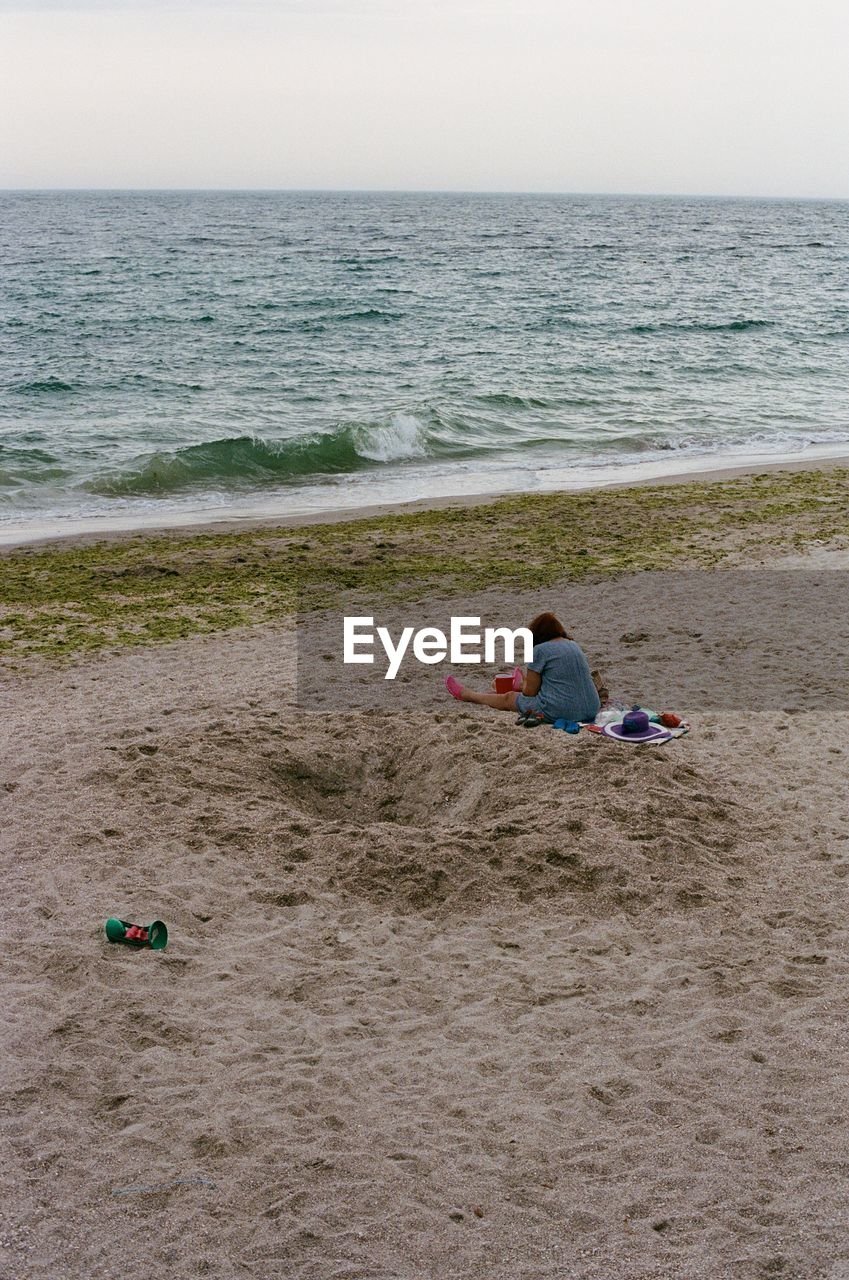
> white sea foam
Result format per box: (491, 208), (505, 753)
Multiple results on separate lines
(355, 412), (429, 463)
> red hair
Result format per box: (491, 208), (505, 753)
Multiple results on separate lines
(527, 612), (571, 645)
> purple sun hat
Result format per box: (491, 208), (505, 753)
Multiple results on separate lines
(602, 706), (672, 744)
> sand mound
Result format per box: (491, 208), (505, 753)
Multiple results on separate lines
(101, 710), (767, 916)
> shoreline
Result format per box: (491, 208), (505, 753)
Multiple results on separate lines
(3, 461), (849, 665)
(3, 444), (849, 551)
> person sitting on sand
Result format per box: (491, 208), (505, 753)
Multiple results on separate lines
(445, 611), (601, 724)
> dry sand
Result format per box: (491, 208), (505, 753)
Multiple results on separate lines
(3, 558), (849, 1279)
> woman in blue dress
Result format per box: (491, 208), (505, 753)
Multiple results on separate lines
(445, 611), (600, 724)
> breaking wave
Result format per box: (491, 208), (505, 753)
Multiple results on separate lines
(85, 413), (432, 497)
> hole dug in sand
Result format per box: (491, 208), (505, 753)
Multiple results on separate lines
(135, 712), (769, 917)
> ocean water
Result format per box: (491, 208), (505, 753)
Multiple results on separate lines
(1, 191), (848, 538)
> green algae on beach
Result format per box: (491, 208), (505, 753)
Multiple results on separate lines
(1, 468), (848, 664)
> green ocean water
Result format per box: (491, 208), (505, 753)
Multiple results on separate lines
(1, 191), (848, 533)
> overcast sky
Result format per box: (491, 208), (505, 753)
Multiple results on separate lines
(1, 0), (847, 195)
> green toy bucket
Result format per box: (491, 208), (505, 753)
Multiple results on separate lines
(105, 918), (168, 950)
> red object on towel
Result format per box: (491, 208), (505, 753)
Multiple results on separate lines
(659, 712), (682, 728)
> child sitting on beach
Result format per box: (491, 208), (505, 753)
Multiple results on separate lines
(445, 611), (601, 725)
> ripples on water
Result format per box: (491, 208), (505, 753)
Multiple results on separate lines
(1, 191), (848, 528)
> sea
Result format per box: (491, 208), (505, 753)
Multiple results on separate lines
(1, 191), (848, 541)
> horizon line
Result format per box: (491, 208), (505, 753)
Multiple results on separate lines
(1, 186), (847, 202)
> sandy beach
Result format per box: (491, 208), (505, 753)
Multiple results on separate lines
(3, 467), (849, 1279)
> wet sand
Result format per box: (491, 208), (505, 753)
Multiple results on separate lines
(3, 446), (849, 551)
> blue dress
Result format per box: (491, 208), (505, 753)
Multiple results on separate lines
(515, 639), (601, 723)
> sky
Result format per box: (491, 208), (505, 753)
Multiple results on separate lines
(0, 0), (847, 196)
